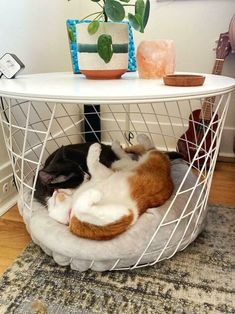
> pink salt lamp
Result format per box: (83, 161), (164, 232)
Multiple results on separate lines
(137, 40), (176, 79)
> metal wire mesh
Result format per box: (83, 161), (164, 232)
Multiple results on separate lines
(0, 92), (231, 270)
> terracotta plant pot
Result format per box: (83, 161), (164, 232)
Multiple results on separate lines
(76, 22), (129, 79)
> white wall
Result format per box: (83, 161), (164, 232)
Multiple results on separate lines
(0, 0), (85, 213)
(0, 0), (235, 164)
(0, 0), (75, 168)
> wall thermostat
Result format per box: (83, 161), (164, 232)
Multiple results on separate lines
(0, 53), (25, 79)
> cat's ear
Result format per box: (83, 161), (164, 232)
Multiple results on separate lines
(38, 170), (56, 184)
(39, 170), (77, 185)
(50, 173), (75, 184)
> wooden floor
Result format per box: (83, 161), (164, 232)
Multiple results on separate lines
(0, 161), (234, 275)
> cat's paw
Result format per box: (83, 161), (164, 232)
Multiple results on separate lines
(84, 188), (102, 205)
(90, 143), (101, 155)
(87, 143), (101, 165)
(112, 140), (125, 157)
(137, 134), (154, 151)
(111, 140), (121, 150)
(73, 189), (102, 215)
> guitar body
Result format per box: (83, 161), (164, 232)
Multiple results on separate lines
(177, 109), (218, 167)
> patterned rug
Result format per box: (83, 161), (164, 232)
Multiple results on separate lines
(0, 204), (234, 314)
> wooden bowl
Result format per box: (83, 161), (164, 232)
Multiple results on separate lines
(163, 74), (205, 87)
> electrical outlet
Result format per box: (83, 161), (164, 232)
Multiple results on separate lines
(0, 175), (17, 204)
(2, 182), (9, 193)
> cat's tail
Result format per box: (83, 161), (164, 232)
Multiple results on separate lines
(70, 189), (136, 240)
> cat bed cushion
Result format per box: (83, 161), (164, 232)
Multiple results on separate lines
(18, 159), (206, 271)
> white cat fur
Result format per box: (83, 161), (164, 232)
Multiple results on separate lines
(71, 141), (147, 227)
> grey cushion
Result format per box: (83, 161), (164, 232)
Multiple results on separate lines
(18, 159), (207, 271)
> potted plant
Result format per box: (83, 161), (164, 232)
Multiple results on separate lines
(68, 0), (150, 79)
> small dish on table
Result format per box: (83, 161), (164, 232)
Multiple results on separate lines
(163, 74), (205, 87)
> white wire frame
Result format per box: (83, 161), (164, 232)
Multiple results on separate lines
(0, 91), (231, 271)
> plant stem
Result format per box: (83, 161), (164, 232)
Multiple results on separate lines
(103, 0), (108, 22)
(80, 11), (102, 22)
(94, 12), (103, 21)
(104, 11), (108, 22)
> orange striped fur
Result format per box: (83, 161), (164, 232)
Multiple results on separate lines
(70, 211), (134, 241)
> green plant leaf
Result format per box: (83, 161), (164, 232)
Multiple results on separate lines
(88, 21), (100, 35)
(135, 0), (145, 32)
(67, 26), (75, 43)
(135, 0), (145, 18)
(128, 13), (141, 32)
(135, 13), (144, 33)
(143, 0), (150, 28)
(137, 14), (144, 33)
(97, 34), (113, 63)
(91, 0), (101, 2)
(104, 0), (125, 22)
(119, 0), (131, 2)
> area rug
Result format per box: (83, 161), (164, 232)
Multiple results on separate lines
(0, 204), (234, 314)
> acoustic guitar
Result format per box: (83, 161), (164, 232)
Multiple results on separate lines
(177, 32), (232, 166)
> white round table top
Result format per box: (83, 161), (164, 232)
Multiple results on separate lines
(0, 72), (234, 104)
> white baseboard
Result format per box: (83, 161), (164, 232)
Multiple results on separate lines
(0, 194), (18, 217)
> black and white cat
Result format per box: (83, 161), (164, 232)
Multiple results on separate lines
(34, 143), (118, 205)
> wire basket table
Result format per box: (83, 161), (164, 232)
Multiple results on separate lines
(0, 72), (234, 271)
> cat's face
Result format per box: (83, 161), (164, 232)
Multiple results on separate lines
(47, 189), (73, 225)
(39, 146), (90, 189)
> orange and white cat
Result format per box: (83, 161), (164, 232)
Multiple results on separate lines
(72, 137), (174, 240)
(48, 135), (173, 240)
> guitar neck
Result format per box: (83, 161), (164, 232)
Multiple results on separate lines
(200, 58), (224, 120)
(212, 58), (224, 75)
